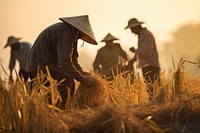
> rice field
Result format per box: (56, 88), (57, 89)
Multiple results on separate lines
(0, 61), (200, 133)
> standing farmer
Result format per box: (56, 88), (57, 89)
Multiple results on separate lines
(125, 18), (160, 100)
(4, 36), (31, 82)
(26, 15), (97, 109)
(93, 33), (128, 80)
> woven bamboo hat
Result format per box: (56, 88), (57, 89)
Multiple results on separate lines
(124, 18), (145, 29)
(59, 15), (97, 45)
(4, 36), (22, 48)
(101, 33), (119, 42)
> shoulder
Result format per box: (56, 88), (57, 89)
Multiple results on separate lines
(98, 46), (106, 53)
(20, 42), (32, 49)
(143, 28), (154, 37)
(114, 43), (122, 49)
(36, 22), (72, 40)
(42, 22), (70, 33)
(20, 42), (31, 46)
(48, 22), (67, 29)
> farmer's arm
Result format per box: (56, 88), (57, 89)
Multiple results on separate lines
(72, 44), (85, 74)
(56, 27), (85, 82)
(93, 51), (101, 71)
(9, 50), (16, 77)
(117, 43), (128, 60)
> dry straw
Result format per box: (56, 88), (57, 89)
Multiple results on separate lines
(73, 106), (150, 133)
(1, 59), (200, 133)
(74, 73), (111, 108)
(172, 58), (200, 101)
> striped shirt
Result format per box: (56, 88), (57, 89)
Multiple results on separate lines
(136, 28), (160, 68)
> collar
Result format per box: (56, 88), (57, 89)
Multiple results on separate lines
(138, 28), (147, 38)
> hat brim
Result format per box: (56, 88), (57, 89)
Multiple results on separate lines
(82, 33), (98, 45)
(101, 38), (119, 42)
(100, 33), (119, 42)
(4, 37), (22, 48)
(59, 16), (97, 45)
(124, 22), (145, 30)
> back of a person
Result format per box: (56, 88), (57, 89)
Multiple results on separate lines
(138, 28), (159, 68)
(11, 42), (31, 70)
(27, 22), (72, 72)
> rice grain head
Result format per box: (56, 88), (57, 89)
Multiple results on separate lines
(174, 65), (185, 100)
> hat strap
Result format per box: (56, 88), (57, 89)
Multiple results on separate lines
(71, 26), (81, 46)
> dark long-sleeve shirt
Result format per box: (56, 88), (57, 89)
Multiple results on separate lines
(26, 22), (85, 82)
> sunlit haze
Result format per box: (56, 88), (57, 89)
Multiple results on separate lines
(0, 0), (200, 78)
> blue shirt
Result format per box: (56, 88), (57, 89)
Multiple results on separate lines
(9, 42), (31, 71)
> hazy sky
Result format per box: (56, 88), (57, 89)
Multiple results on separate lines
(0, 0), (200, 77)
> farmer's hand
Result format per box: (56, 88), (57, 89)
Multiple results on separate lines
(82, 76), (94, 86)
(129, 47), (136, 53)
(82, 71), (91, 77)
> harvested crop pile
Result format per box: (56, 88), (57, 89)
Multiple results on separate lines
(68, 99), (200, 133)
(69, 104), (154, 133)
(74, 73), (111, 108)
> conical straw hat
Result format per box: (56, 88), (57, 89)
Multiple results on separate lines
(59, 15), (97, 45)
(101, 33), (119, 42)
(4, 36), (22, 48)
(124, 18), (145, 29)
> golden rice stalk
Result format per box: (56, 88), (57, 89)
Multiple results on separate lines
(173, 59), (186, 100)
(74, 73), (110, 108)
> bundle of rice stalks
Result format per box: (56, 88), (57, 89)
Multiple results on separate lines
(151, 98), (200, 133)
(174, 64), (185, 98)
(172, 58), (200, 101)
(70, 104), (162, 133)
(74, 73), (111, 108)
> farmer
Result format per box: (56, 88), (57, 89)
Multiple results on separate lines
(4, 36), (31, 82)
(125, 18), (160, 100)
(26, 15), (97, 109)
(93, 33), (128, 80)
